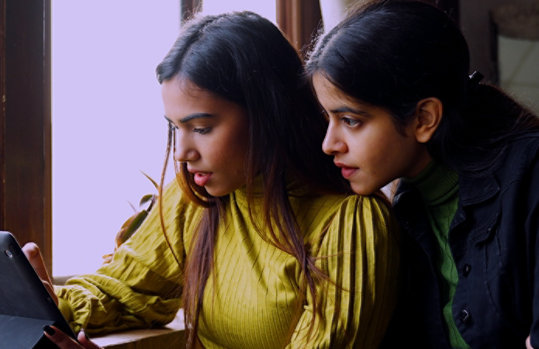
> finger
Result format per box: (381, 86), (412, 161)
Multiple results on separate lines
(22, 242), (52, 283)
(78, 330), (103, 349)
(526, 335), (533, 349)
(44, 325), (83, 349)
(42, 279), (59, 305)
(22, 242), (58, 304)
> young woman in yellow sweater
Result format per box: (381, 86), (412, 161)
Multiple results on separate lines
(29, 11), (399, 348)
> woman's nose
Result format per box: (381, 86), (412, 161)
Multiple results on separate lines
(173, 134), (199, 162)
(322, 124), (347, 155)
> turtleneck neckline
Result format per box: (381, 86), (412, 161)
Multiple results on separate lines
(403, 161), (459, 206)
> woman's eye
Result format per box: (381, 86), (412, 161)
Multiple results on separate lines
(341, 117), (361, 127)
(193, 127), (211, 134)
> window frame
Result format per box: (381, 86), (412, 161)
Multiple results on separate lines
(0, 0), (52, 272)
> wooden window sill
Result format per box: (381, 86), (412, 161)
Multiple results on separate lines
(91, 311), (185, 349)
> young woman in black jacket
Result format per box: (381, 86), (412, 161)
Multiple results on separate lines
(306, 1), (539, 348)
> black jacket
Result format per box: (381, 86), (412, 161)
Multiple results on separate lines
(382, 133), (539, 348)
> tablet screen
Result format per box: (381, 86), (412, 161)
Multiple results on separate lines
(0, 231), (77, 348)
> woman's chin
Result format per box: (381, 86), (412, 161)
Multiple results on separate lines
(350, 182), (373, 196)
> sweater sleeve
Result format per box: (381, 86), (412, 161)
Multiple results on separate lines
(287, 195), (400, 348)
(54, 181), (199, 335)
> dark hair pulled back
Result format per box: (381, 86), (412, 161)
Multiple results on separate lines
(307, 0), (539, 174)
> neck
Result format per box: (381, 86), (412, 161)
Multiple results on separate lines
(405, 148), (433, 178)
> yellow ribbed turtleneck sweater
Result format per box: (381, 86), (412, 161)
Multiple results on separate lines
(55, 180), (399, 348)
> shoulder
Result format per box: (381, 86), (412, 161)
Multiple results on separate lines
(333, 193), (393, 220)
(293, 191), (392, 222)
(309, 194), (399, 262)
(300, 193), (396, 243)
(494, 132), (539, 182)
(329, 194), (396, 243)
(504, 132), (539, 163)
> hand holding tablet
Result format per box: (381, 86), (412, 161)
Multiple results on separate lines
(21, 242), (58, 306)
(0, 231), (76, 348)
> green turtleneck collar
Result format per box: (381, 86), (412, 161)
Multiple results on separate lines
(403, 161), (459, 206)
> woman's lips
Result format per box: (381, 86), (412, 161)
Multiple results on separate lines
(340, 167), (357, 179)
(194, 172), (211, 186)
(334, 162), (358, 179)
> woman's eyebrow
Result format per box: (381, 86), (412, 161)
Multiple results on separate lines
(331, 106), (370, 117)
(164, 113), (214, 125)
(179, 113), (213, 123)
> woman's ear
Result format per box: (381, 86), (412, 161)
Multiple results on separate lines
(413, 97), (443, 143)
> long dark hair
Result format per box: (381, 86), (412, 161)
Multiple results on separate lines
(156, 11), (349, 347)
(306, 0), (539, 175)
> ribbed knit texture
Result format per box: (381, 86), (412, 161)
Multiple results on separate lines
(56, 180), (399, 348)
(405, 162), (469, 349)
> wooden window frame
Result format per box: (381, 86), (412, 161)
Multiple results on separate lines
(276, 0), (322, 56)
(0, 0), (52, 272)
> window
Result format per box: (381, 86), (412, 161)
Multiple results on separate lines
(52, 1), (180, 276)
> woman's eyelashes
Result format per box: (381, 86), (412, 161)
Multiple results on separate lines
(340, 115), (362, 128)
(193, 127), (211, 134)
(165, 115), (212, 135)
(168, 122), (211, 136)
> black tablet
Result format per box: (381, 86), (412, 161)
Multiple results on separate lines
(0, 231), (77, 348)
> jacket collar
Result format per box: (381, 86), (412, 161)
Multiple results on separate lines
(395, 167), (500, 208)
(393, 170), (501, 253)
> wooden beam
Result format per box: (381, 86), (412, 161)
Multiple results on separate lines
(276, 0), (322, 57)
